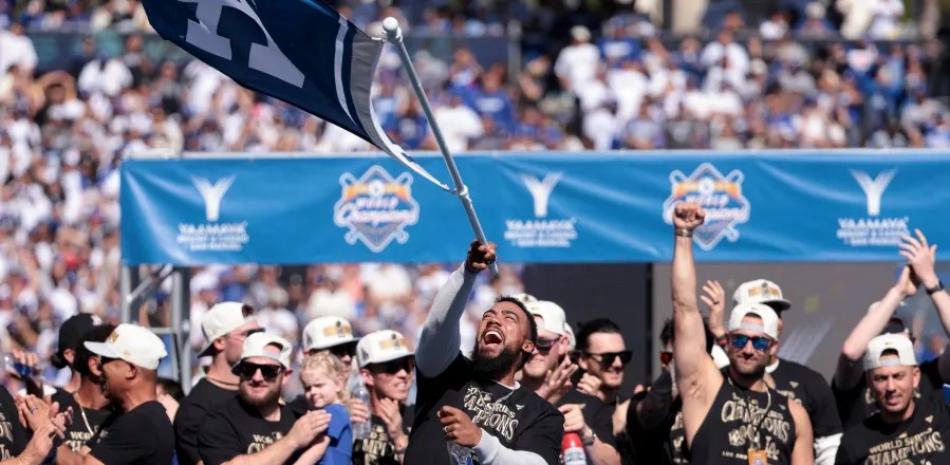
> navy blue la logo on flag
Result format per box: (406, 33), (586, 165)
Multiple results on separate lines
(142, 0), (447, 189)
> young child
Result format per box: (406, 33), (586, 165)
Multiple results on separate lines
(299, 352), (353, 465)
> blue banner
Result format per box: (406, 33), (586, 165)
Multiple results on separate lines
(120, 151), (950, 264)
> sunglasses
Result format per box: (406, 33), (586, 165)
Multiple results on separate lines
(327, 343), (357, 359)
(371, 357), (414, 375)
(535, 337), (559, 355)
(237, 362), (283, 381)
(728, 334), (773, 352)
(585, 351), (632, 367)
(659, 351), (673, 365)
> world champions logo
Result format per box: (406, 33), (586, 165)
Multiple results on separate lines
(334, 165), (420, 252)
(663, 163), (750, 251)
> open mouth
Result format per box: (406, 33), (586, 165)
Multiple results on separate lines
(482, 328), (504, 346)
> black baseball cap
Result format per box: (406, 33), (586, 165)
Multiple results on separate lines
(51, 314), (96, 369)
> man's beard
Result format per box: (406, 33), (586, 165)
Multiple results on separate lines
(240, 382), (281, 409)
(472, 342), (523, 379)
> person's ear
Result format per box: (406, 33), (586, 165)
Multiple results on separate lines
(63, 348), (76, 366)
(281, 368), (293, 387)
(361, 368), (374, 388)
(522, 340), (535, 354)
(125, 363), (137, 380)
(912, 367), (921, 389)
(212, 337), (227, 352)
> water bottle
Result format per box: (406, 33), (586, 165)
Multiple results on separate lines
(2, 354), (32, 378)
(446, 441), (473, 465)
(350, 375), (371, 440)
(561, 432), (587, 465)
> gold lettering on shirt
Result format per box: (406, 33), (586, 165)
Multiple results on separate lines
(462, 386), (519, 442)
(246, 432), (283, 454)
(720, 393), (792, 462)
(864, 428), (945, 465)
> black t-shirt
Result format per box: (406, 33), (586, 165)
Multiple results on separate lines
(352, 409), (412, 465)
(626, 370), (684, 465)
(91, 400), (174, 465)
(835, 400), (950, 465)
(174, 378), (238, 465)
(197, 394), (298, 465)
(50, 388), (114, 452)
(0, 386), (30, 460)
(769, 359), (843, 438)
(690, 379), (797, 465)
(405, 354), (564, 465)
(832, 358), (947, 429)
(558, 387), (616, 449)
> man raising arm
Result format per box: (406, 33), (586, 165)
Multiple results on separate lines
(405, 241), (564, 465)
(672, 202), (813, 465)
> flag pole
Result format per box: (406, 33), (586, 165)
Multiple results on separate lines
(383, 17), (499, 274)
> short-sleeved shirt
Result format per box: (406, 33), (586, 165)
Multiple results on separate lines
(174, 378), (237, 465)
(0, 386), (30, 460)
(833, 358), (947, 429)
(768, 359), (843, 438)
(835, 400), (950, 465)
(557, 388), (616, 449)
(91, 400), (174, 465)
(50, 387), (114, 452)
(405, 354), (564, 465)
(198, 395), (297, 465)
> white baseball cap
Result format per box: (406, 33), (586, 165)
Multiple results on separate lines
(198, 302), (256, 357)
(234, 332), (293, 370)
(564, 323), (576, 350)
(84, 324), (168, 370)
(529, 300), (568, 337)
(733, 279), (791, 312)
(864, 334), (917, 371)
(357, 330), (413, 368)
(511, 293), (538, 305)
(728, 303), (780, 340)
(302, 316), (357, 351)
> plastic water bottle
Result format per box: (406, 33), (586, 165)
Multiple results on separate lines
(562, 432), (587, 465)
(2, 354), (32, 378)
(350, 375), (371, 440)
(446, 441), (473, 465)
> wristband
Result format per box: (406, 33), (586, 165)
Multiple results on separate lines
(926, 280), (945, 295)
(675, 228), (693, 238)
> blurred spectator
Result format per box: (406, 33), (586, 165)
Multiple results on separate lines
(555, 26), (600, 94)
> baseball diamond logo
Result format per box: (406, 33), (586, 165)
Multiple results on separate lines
(333, 165), (420, 252)
(663, 163), (750, 250)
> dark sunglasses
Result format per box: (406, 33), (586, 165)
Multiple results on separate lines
(237, 362), (283, 380)
(659, 351), (673, 365)
(371, 357), (414, 375)
(728, 334), (773, 352)
(535, 337), (559, 354)
(585, 350), (632, 367)
(327, 343), (357, 359)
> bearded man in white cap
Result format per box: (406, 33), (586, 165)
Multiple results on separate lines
(56, 324), (173, 465)
(835, 333), (950, 464)
(198, 332), (331, 465)
(520, 300), (620, 465)
(704, 278), (843, 465)
(671, 202), (813, 465)
(175, 302), (261, 465)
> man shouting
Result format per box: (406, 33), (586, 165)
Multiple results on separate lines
(405, 241), (563, 465)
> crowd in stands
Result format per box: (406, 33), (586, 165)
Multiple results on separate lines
(0, 0), (947, 385)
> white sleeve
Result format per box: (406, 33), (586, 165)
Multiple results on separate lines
(473, 430), (548, 465)
(415, 266), (477, 377)
(814, 433), (842, 465)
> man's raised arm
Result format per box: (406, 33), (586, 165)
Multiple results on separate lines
(416, 241), (496, 377)
(670, 203), (720, 442)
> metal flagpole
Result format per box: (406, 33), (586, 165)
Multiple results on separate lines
(382, 17), (499, 274)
